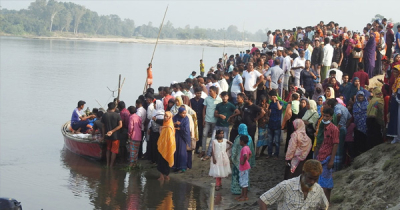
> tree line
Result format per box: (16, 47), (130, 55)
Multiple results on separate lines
(0, 0), (267, 41)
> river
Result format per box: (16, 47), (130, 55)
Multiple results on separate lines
(0, 36), (238, 209)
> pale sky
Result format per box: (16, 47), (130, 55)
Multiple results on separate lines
(1, 0), (398, 33)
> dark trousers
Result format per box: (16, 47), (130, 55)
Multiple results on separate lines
(244, 90), (257, 103)
(149, 131), (160, 163)
(247, 124), (257, 148)
(71, 120), (89, 133)
(229, 128), (239, 143)
(195, 119), (204, 153)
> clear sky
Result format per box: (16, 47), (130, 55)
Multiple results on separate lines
(1, 0), (398, 33)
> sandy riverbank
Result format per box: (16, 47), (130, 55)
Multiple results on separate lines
(17, 34), (258, 48)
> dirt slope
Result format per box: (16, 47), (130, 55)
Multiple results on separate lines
(330, 143), (400, 210)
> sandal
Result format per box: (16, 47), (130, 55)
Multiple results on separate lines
(215, 186), (221, 191)
(201, 156), (210, 161)
(198, 152), (205, 158)
(237, 197), (249, 202)
(234, 196), (242, 200)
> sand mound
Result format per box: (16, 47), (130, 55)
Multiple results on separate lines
(330, 143), (400, 210)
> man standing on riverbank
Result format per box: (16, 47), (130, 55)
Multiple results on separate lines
(242, 62), (264, 103)
(102, 102), (122, 168)
(258, 159), (329, 210)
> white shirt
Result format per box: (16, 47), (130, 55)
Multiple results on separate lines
(268, 34), (274, 45)
(322, 44), (334, 66)
(242, 70), (262, 91)
(136, 106), (147, 131)
(282, 56), (292, 75)
(171, 91), (183, 98)
(212, 82), (221, 93)
(327, 68), (343, 84)
(218, 79), (229, 93)
(292, 57), (306, 79)
(146, 103), (154, 120)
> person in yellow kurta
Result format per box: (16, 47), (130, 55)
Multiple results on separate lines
(157, 111), (176, 181)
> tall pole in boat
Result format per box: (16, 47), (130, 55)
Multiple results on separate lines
(202, 48), (204, 61)
(117, 74), (121, 105)
(143, 5), (169, 94)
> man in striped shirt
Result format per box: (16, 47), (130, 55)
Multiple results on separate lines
(258, 160), (329, 210)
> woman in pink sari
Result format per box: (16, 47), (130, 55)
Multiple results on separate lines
(284, 119), (312, 180)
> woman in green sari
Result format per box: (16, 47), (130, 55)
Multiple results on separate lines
(231, 124), (256, 195)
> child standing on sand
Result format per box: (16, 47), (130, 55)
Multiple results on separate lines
(209, 130), (232, 191)
(236, 135), (252, 201)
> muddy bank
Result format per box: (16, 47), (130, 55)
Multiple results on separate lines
(330, 143), (400, 210)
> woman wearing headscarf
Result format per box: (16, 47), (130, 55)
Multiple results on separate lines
(148, 100), (165, 164)
(324, 87), (335, 100)
(171, 96), (199, 141)
(341, 77), (369, 105)
(322, 77), (340, 98)
(298, 98), (308, 119)
(312, 83), (324, 102)
(284, 119), (312, 180)
(317, 96), (326, 116)
(353, 91), (369, 155)
(172, 107), (191, 173)
(346, 38), (359, 79)
(302, 100), (319, 159)
(387, 65), (400, 143)
(157, 111), (176, 181)
(230, 124), (255, 195)
(366, 88), (384, 150)
(364, 32), (376, 78)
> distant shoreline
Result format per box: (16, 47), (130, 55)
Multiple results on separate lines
(1, 33), (258, 48)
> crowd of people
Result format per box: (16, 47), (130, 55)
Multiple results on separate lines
(69, 18), (400, 209)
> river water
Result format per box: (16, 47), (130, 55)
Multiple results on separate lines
(0, 36), (238, 209)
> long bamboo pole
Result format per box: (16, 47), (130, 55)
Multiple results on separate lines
(117, 74), (121, 106)
(143, 5), (169, 94)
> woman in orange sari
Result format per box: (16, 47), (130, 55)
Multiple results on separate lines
(157, 111), (176, 181)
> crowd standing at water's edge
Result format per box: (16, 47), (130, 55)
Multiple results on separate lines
(68, 18), (400, 209)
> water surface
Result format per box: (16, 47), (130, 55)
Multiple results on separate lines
(0, 36), (237, 209)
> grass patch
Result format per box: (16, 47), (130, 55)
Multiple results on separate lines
(331, 194), (345, 203)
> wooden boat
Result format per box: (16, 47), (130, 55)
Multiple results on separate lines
(61, 121), (106, 160)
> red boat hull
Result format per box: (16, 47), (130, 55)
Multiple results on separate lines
(63, 136), (106, 160)
(62, 122), (106, 160)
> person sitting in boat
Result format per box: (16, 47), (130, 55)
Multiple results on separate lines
(92, 111), (104, 140)
(71, 100), (96, 134)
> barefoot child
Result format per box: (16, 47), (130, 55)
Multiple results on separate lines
(236, 135), (252, 201)
(209, 130), (232, 191)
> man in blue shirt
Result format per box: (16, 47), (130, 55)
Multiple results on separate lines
(242, 50), (251, 64)
(71, 100), (95, 133)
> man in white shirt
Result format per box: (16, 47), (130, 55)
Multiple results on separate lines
(218, 72), (229, 92)
(211, 74), (221, 94)
(321, 37), (334, 80)
(171, 83), (184, 98)
(267, 30), (274, 46)
(261, 43), (268, 54)
(326, 62), (343, 84)
(242, 62), (264, 103)
(282, 49), (293, 99)
(291, 50), (306, 87)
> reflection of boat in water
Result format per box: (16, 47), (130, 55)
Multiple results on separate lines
(61, 148), (206, 209)
(61, 121), (106, 160)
